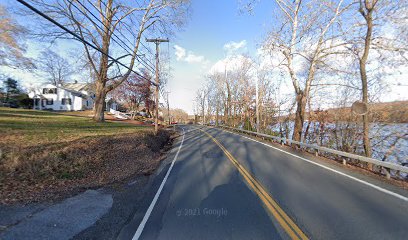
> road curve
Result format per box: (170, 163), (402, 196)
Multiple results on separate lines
(121, 125), (408, 240)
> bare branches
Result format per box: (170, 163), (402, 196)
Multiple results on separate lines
(0, 5), (34, 68)
(26, 0), (190, 121)
(36, 49), (73, 85)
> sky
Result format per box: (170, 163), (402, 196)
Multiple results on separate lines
(154, 0), (408, 114)
(167, 0), (275, 114)
(1, 0), (274, 115)
(1, 0), (407, 115)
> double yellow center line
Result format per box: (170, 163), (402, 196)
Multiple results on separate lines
(199, 129), (308, 240)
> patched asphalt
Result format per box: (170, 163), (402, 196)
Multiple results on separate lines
(0, 190), (112, 240)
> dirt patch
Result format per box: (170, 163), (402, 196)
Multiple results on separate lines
(0, 129), (173, 204)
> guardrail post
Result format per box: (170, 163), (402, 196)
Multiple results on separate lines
(220, 125), (408, 177)
(383, 167), (391, 179)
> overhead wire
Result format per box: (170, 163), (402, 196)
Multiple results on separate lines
(94, 0), (156, 72)
(77, 0), (156, 73)
(15, 0), (157, 86)
(83, 0), (156, 71)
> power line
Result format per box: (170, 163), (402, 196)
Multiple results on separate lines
(83, 0), (156, 72)
(94, 0), (156, 72)
(70, 1), (129, 53)
(15, 0), (157, 86)
(103, 0), (163, 77)
(119, 0), (155, 56)
(99, 0), (158, 73)
(75, 0), (156, 73)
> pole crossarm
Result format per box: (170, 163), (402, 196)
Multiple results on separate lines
(146, 38), (170, 43)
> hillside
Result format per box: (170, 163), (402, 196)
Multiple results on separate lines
(292, 101), (408, 123)
(324, 101), (408, 123)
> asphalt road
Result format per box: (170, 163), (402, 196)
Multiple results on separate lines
(121, 125), (408, 240)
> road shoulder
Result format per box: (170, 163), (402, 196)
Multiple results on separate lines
(208, 126), (408, 199)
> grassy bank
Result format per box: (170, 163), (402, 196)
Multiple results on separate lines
(0, 108), (147, 145)
(0, 108), (171, 204)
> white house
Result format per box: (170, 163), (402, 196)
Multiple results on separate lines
(29, 83), (95, 111)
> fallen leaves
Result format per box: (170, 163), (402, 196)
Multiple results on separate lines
(0, 130), (172, 204)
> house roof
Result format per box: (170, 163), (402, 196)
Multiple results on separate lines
(62, 83), (92, 92)
(29, 83), (94, 99)
(59, 83), (94, 98)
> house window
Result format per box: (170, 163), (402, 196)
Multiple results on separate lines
(43, 88), (57, 94)
(46, 99), (53, 105)
(62, 98), (72, 105)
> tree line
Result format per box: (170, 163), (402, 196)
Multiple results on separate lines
(0, 0), (190, 123)
(0, 77), (32, 108)
(195, 0), (407, 163)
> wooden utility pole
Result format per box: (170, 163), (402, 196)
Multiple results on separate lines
(146, 38), (169, 135)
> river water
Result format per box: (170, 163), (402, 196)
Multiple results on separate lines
(261, 121), (408, 167)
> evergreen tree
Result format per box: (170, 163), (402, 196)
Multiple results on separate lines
(4, 78), (20, 102)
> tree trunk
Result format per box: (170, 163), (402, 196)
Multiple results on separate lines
(255, 78), (260, 133)
(216, 104), (219, 126)
(359, 3), (373, 159)
(93, 82), (106, 122)
(92, 13), (110, 122)
(226, 83), (231, 126)
(293, 93), (306, 142)
(360, 58), (372, 158)
(304, 98), (312, 142)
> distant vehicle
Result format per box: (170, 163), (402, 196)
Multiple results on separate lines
(171, 121), (178, 124)
(9, 102), (19, 108)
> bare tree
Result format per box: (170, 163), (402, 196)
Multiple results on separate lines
(112, 69), (153, 119)
(168, 108), (188, 123)
(195, 87), (207, 124)
(356, 0), (377, 160)
(37, 49), (73, 85)
(0, 4), (33, 68)
(355, 0), (408, 158)
(263, 0), (352, 141)
(29, 0), (189, 121)
(207, 72), (225, 126)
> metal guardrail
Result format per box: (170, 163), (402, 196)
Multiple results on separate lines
(213, 125), (408, 179)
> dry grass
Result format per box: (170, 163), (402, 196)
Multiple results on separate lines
(0, 108), (172, 204)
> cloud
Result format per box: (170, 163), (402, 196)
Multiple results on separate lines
(209, 55), (253, 74)
(185, 54), (205, 63)
(223, 40), (247, 53)
(174, 45), (206, 63)
(174, 45), (186, 61)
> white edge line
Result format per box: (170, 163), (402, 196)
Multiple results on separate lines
(215, 127), (408, 202)
(132, 127), (185, 240)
